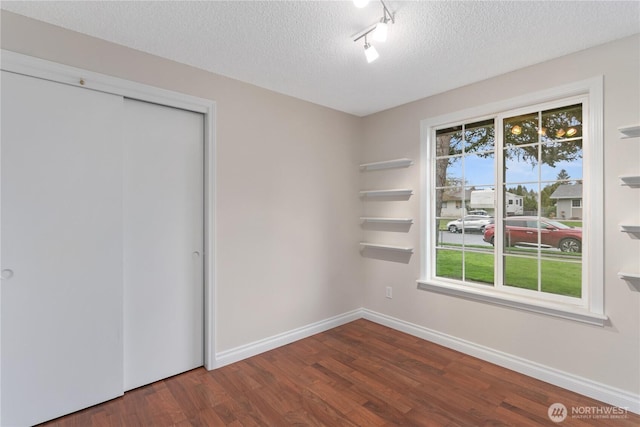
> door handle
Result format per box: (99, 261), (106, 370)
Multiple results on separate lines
(1, 269), (14, 281)
(192, 251), (201, 258)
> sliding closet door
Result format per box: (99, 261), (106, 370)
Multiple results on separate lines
(123, 99), (204, 391)
(1, 72), (124, 426)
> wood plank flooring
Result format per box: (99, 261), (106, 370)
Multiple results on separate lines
(41, 319), (639, 426)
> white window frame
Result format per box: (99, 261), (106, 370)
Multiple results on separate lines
(418, 78), (606, 326)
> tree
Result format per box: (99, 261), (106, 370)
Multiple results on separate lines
(541, 169), (571, 216)
(556, 169), (571, 181)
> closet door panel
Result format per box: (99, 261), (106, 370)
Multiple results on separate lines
(123, 98), (204, 391)
(1, 71), (124, 426)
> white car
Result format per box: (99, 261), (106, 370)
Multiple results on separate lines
(467, 210), (489, 216)
(446, 215), (493, 233)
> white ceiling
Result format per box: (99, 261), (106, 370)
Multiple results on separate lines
(2, 1), (639, 116)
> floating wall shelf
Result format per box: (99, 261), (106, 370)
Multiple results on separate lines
(359, 242), (413, 253)
(618, 130), (640, 288)
(620, 176), (640, 187)
(620, 225), (640, 233)
(618, 125), (640, 139)
(360, 217), (413, 224)
(360, 158), (413, 171)
(359, 189), (413, 198)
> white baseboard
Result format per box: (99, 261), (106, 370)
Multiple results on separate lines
(213, 309), (362, 369)
(361, 309), (640, 415)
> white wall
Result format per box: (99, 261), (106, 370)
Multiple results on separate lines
(3, 9), (638, 402)
(361, 34), (640, 396)
(0, 11), (364, 353)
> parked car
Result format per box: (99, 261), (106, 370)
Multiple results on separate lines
(446, 215), (494, 233)
(467, 210), (489, 216)
(483, 216), (582, 252)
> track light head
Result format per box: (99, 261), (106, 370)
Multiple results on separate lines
(353, 0), (370, 8)
(372, 20), (388, 42)
(364, 36), (379, 63)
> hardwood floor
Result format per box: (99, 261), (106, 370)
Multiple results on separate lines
(41, 319), (638, 426)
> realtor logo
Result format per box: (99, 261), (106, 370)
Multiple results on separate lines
(548, 403), (568, 423)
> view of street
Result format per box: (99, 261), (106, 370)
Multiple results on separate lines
(437, 230), (489, 247)
(437, 229), (564, 253)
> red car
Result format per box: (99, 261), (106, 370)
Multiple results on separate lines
(483, 216), (582, 252)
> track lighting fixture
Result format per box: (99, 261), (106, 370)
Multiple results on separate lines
(352, 0), (395, 63)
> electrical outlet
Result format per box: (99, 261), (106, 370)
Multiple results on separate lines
(385, 286), (392, 299)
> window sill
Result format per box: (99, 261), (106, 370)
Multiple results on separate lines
(416, 280), (607, 326)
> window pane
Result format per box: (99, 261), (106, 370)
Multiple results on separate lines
(547, 181), (583, 221)
(505, 184), (538, 216)
(460, 215), (493, 247)
(436, 126), (463, 157)
(504, 146), (539, 184)
(434, 218), (449, 248)
(504, 186), (526, 216)
(436, 249), (462, 280)
(542, 217), (583, 254)
(541, 104), (582, 142)
(504, 113), (538, 146)
(503, 216), (541, 256)
(437, 187), (467, 220)
(464, 252), (494, 286)
(540, 140), (583, 183)
(436, 157), (462, 188)
(504, 255), (538, 291)
(465, 119), (494, 152)
(466, 153), (494, 187)
(469, 187), (496, 217)
(541, 259), (581, 297)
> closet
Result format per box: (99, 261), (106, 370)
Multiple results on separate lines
(1, 64), (206, 426)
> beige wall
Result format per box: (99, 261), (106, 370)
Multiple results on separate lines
(0, 11), (364, 352)
(361, 34), (640, 395)
(2, 9), (639, 398)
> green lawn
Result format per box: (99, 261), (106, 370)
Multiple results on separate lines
(561, 220), (582, 228)
(435, 249), (581, 297)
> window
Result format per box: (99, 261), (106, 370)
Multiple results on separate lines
(419, 79), (605, 325)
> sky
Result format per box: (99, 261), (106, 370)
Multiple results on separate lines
(443, 151), (583, 190)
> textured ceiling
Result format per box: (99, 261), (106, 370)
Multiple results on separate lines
(2, 1), (639, 116)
